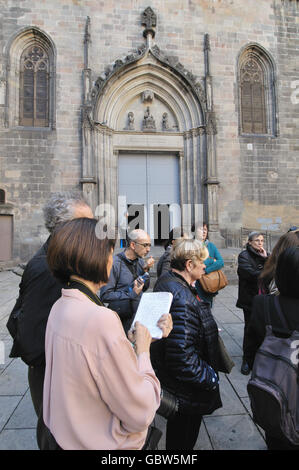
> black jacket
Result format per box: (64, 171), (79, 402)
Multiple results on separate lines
(236, 244), (268, 310)
(151, 270), (222, 416)
(156, 246), (171, 278)
(7, 238), (64, 366)
(246, 294), (299, 369)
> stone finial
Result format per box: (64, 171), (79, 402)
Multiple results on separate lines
(84, 16), (91, 44)
(141, 7), (156, 39)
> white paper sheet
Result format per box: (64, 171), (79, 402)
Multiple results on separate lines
(130, 292), (173, 339)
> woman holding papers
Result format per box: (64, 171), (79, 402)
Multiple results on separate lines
(43, 217), (172, 450)
(151, 238), (222, 450)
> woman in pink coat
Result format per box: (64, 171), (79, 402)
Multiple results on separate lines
(43, 217), (172, 450)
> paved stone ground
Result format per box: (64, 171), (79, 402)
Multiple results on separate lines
(0, 269), (267, 450)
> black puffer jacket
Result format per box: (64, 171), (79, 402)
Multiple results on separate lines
(151, 270), (222, 416)
(236, 244), (268, 310)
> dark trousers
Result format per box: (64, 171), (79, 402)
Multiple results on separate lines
(28, 364), (56, 450)
(166, 413), (202, 450)
(242, 307), (252, 362)
(265, 433), (299, 451)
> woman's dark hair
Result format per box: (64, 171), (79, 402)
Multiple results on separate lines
(275, 246), (299, 298)
(259, 231), (299, 290)
(47, 218), (116, 284)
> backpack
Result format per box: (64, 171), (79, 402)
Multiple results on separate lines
(247, 295), (299, 445)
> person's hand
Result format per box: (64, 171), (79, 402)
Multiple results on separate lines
(259, 247), (267, 257)
(133, 279), (144, 295)
(144, 256), (155, 270)
(128, 321), (152, 355)
(156, 313), (173, 338)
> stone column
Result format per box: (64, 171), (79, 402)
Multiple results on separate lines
(204, 34), (224, 247)
(81, 17), (97, 211)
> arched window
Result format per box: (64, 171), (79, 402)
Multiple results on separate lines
(20, 44), (49, 127)
(5, 27), (56, 129)
(238, 45), (277, 136)
(240, 57), (266, 134)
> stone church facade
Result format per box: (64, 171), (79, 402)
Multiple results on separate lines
(0, 0), (298, 262)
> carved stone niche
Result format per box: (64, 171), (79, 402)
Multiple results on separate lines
(141, 90), (154, 103)
(119, 95), (179, 132)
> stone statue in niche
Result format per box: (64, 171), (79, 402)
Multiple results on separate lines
(142, 106), (156, 131)
(162, 112), (169, 131)
(126, 111), (135, 130)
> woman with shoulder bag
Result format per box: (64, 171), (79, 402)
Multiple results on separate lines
(194, 222), (224, 306)
(151, 238), (222, 450)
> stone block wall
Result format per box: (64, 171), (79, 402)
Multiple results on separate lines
(0, 0), (298, 261)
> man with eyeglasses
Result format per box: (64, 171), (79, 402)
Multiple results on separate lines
(100, 229), (155, 333)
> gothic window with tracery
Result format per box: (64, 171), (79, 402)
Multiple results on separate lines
(240, 57), (267, 134)
(19, 45), (49, 127)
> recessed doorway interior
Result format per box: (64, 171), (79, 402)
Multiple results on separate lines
(118, 152), (180, 245)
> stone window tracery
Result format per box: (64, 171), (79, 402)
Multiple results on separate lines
(19, 45), (49, 127)
(5, 27), (56, 129)
(238, 45), (277, 136)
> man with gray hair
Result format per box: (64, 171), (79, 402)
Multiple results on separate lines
(100, 229), (155, 333)
(7, 191), (93, 449)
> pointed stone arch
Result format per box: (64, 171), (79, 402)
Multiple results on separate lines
(81, 41), (219, 240)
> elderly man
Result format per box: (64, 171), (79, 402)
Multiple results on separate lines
(100, 229), (154, 333)
(7, 191), (93, 449)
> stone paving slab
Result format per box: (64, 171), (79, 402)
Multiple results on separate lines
(0, 428), (38, 450)
(0, 269), (267, 450)
(204, 414), (266, 450)
(5, 390), (37, 430)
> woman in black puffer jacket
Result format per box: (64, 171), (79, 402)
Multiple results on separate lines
(236, 232), (269, 375)
(151, 238), (222, 450)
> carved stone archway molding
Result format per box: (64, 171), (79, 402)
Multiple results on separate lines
(81, 9), (222, 241)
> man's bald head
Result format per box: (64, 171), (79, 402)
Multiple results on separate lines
(128, 229), (149, 243)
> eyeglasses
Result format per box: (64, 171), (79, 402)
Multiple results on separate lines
(135, 242), (152, 248)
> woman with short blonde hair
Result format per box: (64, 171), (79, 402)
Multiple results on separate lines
(170, 237), (209, 271)
(151, 236), (222, 450)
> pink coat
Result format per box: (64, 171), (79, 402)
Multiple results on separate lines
(43, 288), (161, 450)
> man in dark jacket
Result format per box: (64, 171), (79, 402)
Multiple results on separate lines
(100, 229), (154, 333)
(7, 192), (93, 449)
(236, 231), (269, 375)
